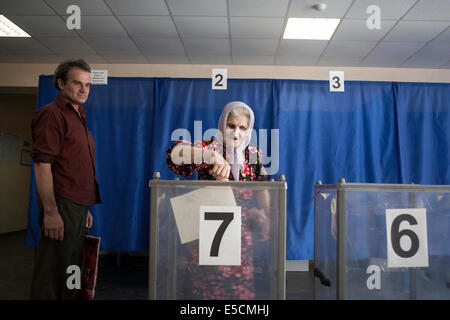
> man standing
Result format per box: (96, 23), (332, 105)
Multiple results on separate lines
(30, 59), (101, 299)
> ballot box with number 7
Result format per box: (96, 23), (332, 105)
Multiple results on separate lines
(314, 179), (450, 300)
(148, 173), (287, 300)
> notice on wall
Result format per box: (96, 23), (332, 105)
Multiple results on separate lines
(90, 70), (108, 85)
(0, 130), (22, 163)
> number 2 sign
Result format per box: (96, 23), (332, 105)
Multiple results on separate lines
(212, 69), (227, 90)
(199, 206), (241, 265)
(385, 208), (429, 268)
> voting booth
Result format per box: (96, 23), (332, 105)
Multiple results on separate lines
(148, 173), (287, 300)
(314, 179), (450, 300)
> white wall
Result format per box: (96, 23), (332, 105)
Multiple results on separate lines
(0, 93), (36, 234)
(1, 63), (449, 87)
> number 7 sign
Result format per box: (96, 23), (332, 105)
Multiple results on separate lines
(199, 206), (241, 265)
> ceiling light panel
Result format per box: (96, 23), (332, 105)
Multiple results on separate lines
(0, 15), (31, 37)
(283, 18), (340, 40)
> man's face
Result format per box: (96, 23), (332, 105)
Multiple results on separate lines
(58, 67), (91, 106)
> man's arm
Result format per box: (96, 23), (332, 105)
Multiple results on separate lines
(34, 162), (64, 241)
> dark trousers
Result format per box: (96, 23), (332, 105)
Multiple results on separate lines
(29, 197), (87, 300)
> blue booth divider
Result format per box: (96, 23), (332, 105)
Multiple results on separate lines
(26, 76), (450, 260)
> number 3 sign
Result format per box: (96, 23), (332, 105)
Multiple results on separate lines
(199, 206), (241, 265)
(385, 208), (429, 268)
(329, 71), (344, 92)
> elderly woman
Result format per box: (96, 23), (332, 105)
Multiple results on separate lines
(166, 101), (270, 300)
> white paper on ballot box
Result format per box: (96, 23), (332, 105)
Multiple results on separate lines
(170, 187), (237, 244)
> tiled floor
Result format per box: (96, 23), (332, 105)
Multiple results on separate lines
(0, 231), (313, 300)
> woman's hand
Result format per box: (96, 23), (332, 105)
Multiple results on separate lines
(207, 151), (231, 181)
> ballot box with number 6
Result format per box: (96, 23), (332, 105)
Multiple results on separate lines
(148, 173), (287, 300)
(314, 179), (450, 300)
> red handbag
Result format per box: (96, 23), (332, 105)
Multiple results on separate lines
(73, 232), (101, 300)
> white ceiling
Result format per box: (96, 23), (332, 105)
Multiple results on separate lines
(0, 0), (449, 68)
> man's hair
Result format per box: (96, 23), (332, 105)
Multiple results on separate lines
(54, 59), (91, 91)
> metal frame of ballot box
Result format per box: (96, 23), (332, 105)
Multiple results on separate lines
(313, 178), (450, 300)
(148, 172), (287, 300)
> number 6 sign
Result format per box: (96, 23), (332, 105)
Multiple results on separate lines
(385, 208), (429, 268)
(199, 206), (241, 265)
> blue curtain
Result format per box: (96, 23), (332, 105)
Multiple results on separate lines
(276, 80), (401, 259)
(26, 76), (450, 260)
(394, 82), (450, 184)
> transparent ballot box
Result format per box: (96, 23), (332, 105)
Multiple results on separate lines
(148, 174), (287, 300)
(314, 179), (450, 300)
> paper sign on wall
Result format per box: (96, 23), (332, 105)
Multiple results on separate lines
(212, 68), (227, 90)
(90, 70), (108, 85)
(0, 131), (22, 163)
(329, 71), (344, 92)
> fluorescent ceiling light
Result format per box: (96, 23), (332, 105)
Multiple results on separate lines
(0, 15), (31, 37)
(283, 18), (340, 40)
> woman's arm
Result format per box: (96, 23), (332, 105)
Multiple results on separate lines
(166, 141), (200, 177)
(167, 140), (230, 180)
(170, 144), (202, 165)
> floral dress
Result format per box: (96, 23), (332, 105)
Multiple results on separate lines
(166, 138), (268, 299)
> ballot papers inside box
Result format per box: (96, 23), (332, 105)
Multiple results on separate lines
(148, 175), (287, 300)
(169, 187), (237, 244)
(314, 179), (450, 300)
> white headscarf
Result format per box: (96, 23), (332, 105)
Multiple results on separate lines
(216, 101), (255, 181)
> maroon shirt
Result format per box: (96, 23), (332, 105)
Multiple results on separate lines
(31, 93), (101, 208)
